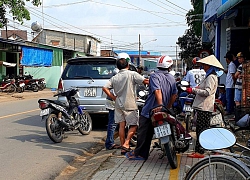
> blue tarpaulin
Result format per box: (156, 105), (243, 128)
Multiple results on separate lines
(21, 46), (53, 66)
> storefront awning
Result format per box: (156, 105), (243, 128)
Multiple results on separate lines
(217, 0), (243, 17)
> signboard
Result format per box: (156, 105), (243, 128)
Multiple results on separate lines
(198, 50), (211, 58)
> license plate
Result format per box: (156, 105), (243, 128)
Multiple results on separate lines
(84, 88), (96, 97)
(154, 124), (171, 138)
(40, 109), (49, 116)
(183, 104), (193, 112)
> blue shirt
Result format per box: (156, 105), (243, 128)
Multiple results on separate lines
(141, 70), (177, 118)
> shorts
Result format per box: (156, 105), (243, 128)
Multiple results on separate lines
(114, 108), (139, 126)
(234, 88), (242, 102)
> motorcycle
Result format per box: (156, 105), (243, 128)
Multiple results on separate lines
(38, 88), (92, 143)
(0, 78), (16, 93)
(150, 105), (191, 169)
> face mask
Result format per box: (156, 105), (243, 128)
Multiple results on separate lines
(216, 70), (223, 77)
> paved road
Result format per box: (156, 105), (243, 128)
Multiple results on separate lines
(0, 89), (107, 180)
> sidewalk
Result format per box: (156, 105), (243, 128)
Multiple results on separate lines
(55, 114), (234, 180)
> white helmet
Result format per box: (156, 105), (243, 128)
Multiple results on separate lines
(117, 52), (131, 62)
(157, 55), (173, 69)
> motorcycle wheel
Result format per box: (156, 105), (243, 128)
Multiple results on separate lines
(46, 114), (63, 143)
(16, 87), (23, 93)
(78, 111), (92, 135)
(33, 84), (39, 92)
(7, 84), (16, 94)
(39, 83), (46, 91)
(163, 135), (178, 169)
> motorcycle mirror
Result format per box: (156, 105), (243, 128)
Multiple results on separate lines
(181, 81), (189, 86)
(199, 128), (236, 150)
(139, 91), (146, 97)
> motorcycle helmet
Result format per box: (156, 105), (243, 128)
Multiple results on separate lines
(156, 55), (173, 69)
(117, 52), (131, 62)
(192, 57), (200, 67)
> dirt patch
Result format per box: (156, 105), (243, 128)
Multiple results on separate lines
(0, 89), (56, 103)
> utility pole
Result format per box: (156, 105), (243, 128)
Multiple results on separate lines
(5, 18), (8, 40)
(138, 34), (141, 66)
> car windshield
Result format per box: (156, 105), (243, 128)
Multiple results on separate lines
(61, 61), (117, 79)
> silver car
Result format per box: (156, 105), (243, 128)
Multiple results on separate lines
(57, 56), (137, 114)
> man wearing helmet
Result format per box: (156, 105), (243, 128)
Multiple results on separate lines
(178, 57), (206, 117)
(126, 55), (178, 160)
(102, 52), (149, 155)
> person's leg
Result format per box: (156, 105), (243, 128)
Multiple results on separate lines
(234, 88), (241, 107)
(179, 92), (188, 115)
(123, 125), (137, 149)
(122, 110), (138, 149)
(226, 88), (234, 114)
(134, 116), (154, 160)
(105, 109), (118, 149)
(119, 121), (126, 146)
(195, 110), (211, 154)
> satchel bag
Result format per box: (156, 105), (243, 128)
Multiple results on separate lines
(210, 111), (225, 127)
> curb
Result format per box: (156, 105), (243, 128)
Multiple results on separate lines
(55, 139), (118, 180)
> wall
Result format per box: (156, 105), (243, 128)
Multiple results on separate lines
(23, 66), (61, 88)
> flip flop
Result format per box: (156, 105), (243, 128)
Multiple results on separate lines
(108, 144), (121, 150)
(121, 146), (132, 152)
(125, 151), (145, 160)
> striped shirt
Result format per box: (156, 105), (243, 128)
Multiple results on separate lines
(235, 64), (243, 89)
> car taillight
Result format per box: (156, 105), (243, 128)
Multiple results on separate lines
(57, 78), (63, 92)
(39, 101), (49, 109)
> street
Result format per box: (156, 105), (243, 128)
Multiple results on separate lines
(0, 92), (107, 180)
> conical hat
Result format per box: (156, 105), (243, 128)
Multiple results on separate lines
(198, 55), (224, 70)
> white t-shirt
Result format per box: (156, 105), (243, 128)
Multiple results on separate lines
(185, 69), (206, 88)
(226, 61), (236, 88)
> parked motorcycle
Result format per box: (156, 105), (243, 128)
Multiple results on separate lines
(150, 105), (191, 169)
(0, 78), (16, 93)
(38, 88), (92, 143)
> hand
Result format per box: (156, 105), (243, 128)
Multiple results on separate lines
(186, 87), (193, 94)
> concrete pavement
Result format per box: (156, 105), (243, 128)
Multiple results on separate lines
(56, 114), (236, 180)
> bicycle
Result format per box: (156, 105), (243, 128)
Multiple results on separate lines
(184, 128), (250, 179)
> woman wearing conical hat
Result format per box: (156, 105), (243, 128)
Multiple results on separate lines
(185, 55), (224, 158)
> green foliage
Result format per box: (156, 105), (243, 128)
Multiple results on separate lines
(177, 0), (213, 68)
(177, 28), (202, 67)
(0, 0), (41, 28)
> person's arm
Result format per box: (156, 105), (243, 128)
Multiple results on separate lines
(167, 94), (177, 109)
(143, 78), (149, 85)
(102, 87), (116, 101)
(155, 89), (163, 105)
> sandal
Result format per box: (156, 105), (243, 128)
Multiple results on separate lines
(107, 144), (121, 150)
(121, 146), (132, 152)
(125, 151), (145, 160)
(121, 150), (127, 155)
(187, 152), (205, 158)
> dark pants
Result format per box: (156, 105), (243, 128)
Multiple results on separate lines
(134, 115), (154, 160)
(195, 110), (212, 154)
(226, 88), (235, 113)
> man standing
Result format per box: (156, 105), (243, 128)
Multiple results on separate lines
(234, 52), (245, 107)
(125, 55), (177, 160)
(225, 53), (236, 115)
(102, 53), (149, 155)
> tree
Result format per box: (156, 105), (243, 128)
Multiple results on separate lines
(0, 0), (41, 28)
(176, 0), (213, 68)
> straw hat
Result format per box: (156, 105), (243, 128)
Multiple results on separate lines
(198, 55), (224, 70)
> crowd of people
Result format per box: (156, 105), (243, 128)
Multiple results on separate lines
(101, 50), (246, 160)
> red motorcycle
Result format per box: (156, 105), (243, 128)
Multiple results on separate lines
(0, 78), (17, 93)
(150, 105), (191, 169)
